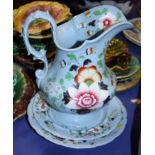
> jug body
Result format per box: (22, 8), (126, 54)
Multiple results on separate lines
(22, 5), (132, 129)
(40, 41), (116, 114)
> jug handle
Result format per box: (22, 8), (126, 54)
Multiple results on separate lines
(22, 11), (57, 88)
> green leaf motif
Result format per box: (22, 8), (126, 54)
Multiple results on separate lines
(58, 94), (63, 99)
(93, 8), (108, 15)
(43, 87), (49, 98)
(52, 77), (57, 82)
(60, 104), (65, 110)
(51, 96), (57, 102)
(47, 77), (56, 82)
(97, 60), (103, 68)
(94, 10), (102, 15)
(43, 91), (49, 98)
(86, 80), (93, 87)
(103, 70), (108, 78)
(110, 70), (113, 76)
(60, 79), (64, 86)
(65, 72), (74, 80)
(102, 8), (108, 14)
(67, 53), (77, 61)
(79, 55), (85, 59)
(13, 70), (25, 102)
(98, 52), (103, 58)
(96, 28), (101, 33)
(116, 12), (122, 21)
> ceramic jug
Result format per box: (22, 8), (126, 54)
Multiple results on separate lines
(22, 5), (132, 130)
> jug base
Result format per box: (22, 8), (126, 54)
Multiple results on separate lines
(48, 107), (107, 130)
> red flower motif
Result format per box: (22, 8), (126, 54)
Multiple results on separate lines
(75, 66), (102, 83)
(98, 13), (117, 29)
(103, 18), (112, 27)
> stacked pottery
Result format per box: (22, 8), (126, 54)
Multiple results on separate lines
(13, 1), (72, 69)
(22, 5), (133, 148)
(105, 38), (141, 91)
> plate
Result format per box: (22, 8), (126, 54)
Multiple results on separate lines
(115, 56), (140, 80)
(13, 29), (52, 39)
(123, 18), (141, 46)
(13, 64), (36, 121)
(116, 70), (141, 91)
(13, 1), (72, 34)
(28, 33), (52, 39)
(27, 96), (127, 149)
(32, 93), (122, 140)
(13, 40), (56, 70)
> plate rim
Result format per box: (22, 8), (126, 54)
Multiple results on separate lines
(123, 17), (141, 46)
(13, 63), (36, 121)
(116, 55), (140, 80)
(27, 95), (127, 149)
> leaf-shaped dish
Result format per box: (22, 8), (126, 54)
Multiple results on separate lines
(13, 1), (72, 35)
(13, 64), (36, 121)
(115, 56), (140, 79)
(105, 38), (131, 73)
(105, 38), (140, 79)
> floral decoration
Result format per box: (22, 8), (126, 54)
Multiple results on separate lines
(60, 52), (110, 111)
(98, 12), (117, 29)
(38, 98), (48, 112)
(75, 66), (102, 84)
(65, 82), (109, 110)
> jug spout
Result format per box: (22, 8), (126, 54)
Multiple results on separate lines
(50, 5), (134, 51)
(99, 22), (133, 45)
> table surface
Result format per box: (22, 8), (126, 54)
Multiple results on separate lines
(13, 8), (141, 155)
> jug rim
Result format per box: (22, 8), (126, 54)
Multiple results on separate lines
(53, 21), (133, 52)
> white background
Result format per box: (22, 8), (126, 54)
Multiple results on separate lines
(0, 0), (13, 155)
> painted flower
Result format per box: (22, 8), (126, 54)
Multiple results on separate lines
(75, 66), (102, 84)
(65, 82), (109, 110)
(98, 12), (117, 29)
(38, 98), (48, 112)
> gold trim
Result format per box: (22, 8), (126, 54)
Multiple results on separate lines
(116, 71), (141, 91)
(13, 111), (26, 122)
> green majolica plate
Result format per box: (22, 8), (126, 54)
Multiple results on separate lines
(13, 64), (36, 121)
(13, 65), (25, 103)
(116, 69), (141, 91)
(115, 56), (140, 80)
(13, 39), (53, 56)
(13, 37), (56, 70)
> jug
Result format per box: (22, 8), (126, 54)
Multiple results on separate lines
(22, 5), (132, 130)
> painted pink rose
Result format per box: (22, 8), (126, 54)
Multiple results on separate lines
(76, 91), (99, 109)
(65, 82), (109, 110)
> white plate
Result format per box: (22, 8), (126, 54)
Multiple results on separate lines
(27, 95), (127, 149)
